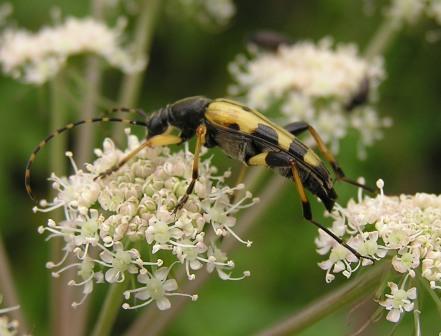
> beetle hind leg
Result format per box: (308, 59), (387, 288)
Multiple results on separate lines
(285, 121), (375, 194)
(290, 160), (374, 262)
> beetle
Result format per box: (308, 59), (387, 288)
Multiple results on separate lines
(25, 96), (375, 261)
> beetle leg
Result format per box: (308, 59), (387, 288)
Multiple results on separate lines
(288, 122), (375, 193)
(283, 121), (309, 136)
(173, 124), (207, 214)
(95, 134), (183, 180)
(290, 160), (374, 262)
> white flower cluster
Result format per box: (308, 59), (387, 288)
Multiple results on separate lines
(228, 38), (390, 158)
(171, 0), (235, 28)
(0, 16), (145, 84)
(388, 0), (441, 26)
(34, 131), (256, 311)
(316, 179), (441, 323)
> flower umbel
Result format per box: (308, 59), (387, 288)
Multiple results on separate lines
(0, 16), (145, 84)
(316, 179), (441, 325)
(228, 38), (389, 158)
(35, 130), (257, 310)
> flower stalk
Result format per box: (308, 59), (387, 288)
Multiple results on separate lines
(256, 263), (386, 336)
(72, 2), (105, 334)
(76, 55), (102, 165)
(48, 72), (69, 336)
(112, 0), (161, 142)
(364, 15), (402, 60)
(0, 238), (28, 333)
(91, 280), (128, 336)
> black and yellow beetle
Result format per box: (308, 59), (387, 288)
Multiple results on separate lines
(25, 96), (374, 261)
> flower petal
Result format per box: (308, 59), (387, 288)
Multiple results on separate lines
(386, 308), (401, 323)
(156, 297), (171, 310)
(163, 279), (178, 292)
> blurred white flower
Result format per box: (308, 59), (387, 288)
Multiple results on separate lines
(388, 0), (441, 26)
(0, 16), (145, 84)
(170, 0), (235, 28)
(388, 0), (425, 24)
(316, 179), (441, 323)
(429, 1), (441, 24)
(228, 38), (389, 158)
(35, 130), (256, 310)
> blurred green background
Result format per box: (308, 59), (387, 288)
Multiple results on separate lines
(1, 0), (440, 335)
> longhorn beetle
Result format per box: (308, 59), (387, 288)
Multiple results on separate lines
(25, 96), (375, 261)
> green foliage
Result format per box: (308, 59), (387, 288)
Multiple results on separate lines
(1, 0), (440, 334)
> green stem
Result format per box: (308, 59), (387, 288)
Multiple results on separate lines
(48, 73), (69, 336)
(413, 289), (421, 336)
(76, 56), (102, 164)
(256, 264), (386, 336)
(364, 14), (401, 60)
(91, 281), (128, 336)
(71, 4), (105, 336)
(112, 0), (161, 143)
(66, 69), (115, 110)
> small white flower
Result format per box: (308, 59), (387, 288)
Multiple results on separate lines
(100, 246), (139, 283)
(422, 251), (441, 283)
(392, 248), (420, 276)
(380, 282), (417, 323)
(207, 245), (250, 281)
(69, 259), (103, 308)
(123, 266), (197, 311)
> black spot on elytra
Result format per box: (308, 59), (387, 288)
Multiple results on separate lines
(289, 140), (307, 158)
(252, 123), (278, 145)
(265, 152), (289, 167)
(228, 123), (240, 131)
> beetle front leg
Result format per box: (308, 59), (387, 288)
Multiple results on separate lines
(95, 134), (183, 180)
(173, 124), (207, 214)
